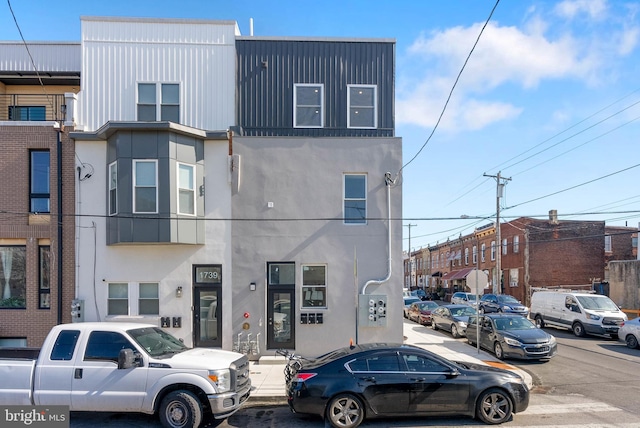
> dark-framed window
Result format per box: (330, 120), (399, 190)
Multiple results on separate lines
(9, 106), (46, 121)
(39, 246), (50, 309)
(302, 265), (326, 308)
(30, 150), (50, 213)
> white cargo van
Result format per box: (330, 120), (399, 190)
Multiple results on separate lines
(530, 291), (627, 338)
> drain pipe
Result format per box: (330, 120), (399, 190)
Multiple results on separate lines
(361, 172), (395, 295)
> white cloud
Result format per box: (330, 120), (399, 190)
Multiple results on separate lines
(554, 0), (608, 20)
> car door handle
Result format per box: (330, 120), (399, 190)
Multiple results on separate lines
(360, 376), (376, 382)
(74, 368), (83, 379)
(410, 377), (427, 382)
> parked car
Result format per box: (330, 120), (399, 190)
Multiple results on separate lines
(466, 314), (557, 361)
(407, 301), (440, 325)
(411, 288), (428, 300)
(431, 304), (477, 338)
(479, 294), (529, 317)
(618, 317), (640, 349)
(282, 343), (529, 428)
(451, 291), (478, 307)
(403, 296), (421, 318)
(530, 291), (627, 338)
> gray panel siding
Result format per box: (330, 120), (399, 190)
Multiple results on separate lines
(237, 39), (395, 137)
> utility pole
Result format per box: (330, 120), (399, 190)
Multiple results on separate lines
(483, 172), (511, 294)
(405, 224), (417, 289)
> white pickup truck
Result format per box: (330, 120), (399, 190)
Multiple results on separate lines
(0, 322), (251, 428)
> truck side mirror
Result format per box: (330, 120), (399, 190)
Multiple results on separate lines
(118, 348), (138, 369)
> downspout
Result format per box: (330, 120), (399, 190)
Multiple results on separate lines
(361, 173), (394, 295)
(56, 124), (63, 324)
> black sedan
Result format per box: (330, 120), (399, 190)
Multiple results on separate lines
(466, 314), (557, 361)
(283, 343), (529, 428)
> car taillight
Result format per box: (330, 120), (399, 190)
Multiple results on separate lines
(294, 373), (317, 382)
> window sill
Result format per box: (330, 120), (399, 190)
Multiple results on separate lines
(29, 213), (50, 225)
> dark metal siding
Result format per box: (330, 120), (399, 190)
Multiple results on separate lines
(236, 39), (395, 137)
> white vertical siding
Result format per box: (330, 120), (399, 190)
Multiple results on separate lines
(78, 17), (238, 132)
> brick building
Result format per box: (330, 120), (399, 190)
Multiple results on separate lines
(0, 41), (79, 346)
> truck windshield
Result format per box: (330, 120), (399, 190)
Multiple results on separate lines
(129, 327), (188, 357)
(576, 295), (619, 311)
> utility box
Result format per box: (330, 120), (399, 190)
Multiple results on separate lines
(358, 294), (387, 327)
(71, 299), (84, 323)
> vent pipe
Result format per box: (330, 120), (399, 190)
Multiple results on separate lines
(250, 18), (254, 36)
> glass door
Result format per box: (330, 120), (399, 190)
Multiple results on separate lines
(267, 288), (295, 349)
(194, 287), (221, 348)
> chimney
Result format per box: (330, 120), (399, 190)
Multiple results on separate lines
(549, 210), (558, 224)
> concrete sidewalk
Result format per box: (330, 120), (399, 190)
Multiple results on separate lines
(247, 319), (533, 406)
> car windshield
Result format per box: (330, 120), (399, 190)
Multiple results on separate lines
(466, 295), (476, 301)
(497, 295), (519, 304)
(404, 298), (421, 305)
(129, 326), (189, 358)
(576, 295), (619, 311)
(451, 306), (477, 317)
(420, 302), (439, 310)
(494, 317), (535, 331)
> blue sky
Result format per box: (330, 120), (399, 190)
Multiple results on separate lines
(3, 0), (639, 251)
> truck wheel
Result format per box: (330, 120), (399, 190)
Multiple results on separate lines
(159, 390), (203, 428)
(534, 315), (544, 328)
(572, 322), (586, 337)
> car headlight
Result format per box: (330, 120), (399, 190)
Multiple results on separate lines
(503, 337), (522, 347)
(502, 305), (511, 311)
(585, 312), (601, 321)
(457, 321), (467, 328)
(548, 335), (557, 345)
(208, 369), (231, 393)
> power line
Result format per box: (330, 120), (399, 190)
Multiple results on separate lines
(397, 0), (501, 175)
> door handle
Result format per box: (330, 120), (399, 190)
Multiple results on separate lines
(360, 376), (376, 382)
(74, 368), (83, 379)
(410, 377), (426, 382)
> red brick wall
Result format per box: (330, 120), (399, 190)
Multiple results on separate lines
(0, 125), (76, 347)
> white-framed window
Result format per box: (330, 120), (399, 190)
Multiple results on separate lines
(513, 235), (520, 253)
(604, 235), (612, 252)
(108, 282), (159, 316)
(133, 160), (158, 213)
(490, 241), (496, 261)
(109, 161), (117, 216)
(302, 265), (326, 308)
(472, 245), (477, 264)
(464, 248), (469, 265)
(177, 163), (195, 215)
(139, 283), (159, 315)
(137, 82), (180, 122)
(481, 243), (486, 262)
(107, 283), (129, 315)
(344, 174), (367, 224)
(502, 238), (508, 255)
(347, 84), (377, 128)
(294, 83), (324, 128)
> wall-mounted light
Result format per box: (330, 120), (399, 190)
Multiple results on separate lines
(250, 282), (256, 291)
(176, 286), (183, 298)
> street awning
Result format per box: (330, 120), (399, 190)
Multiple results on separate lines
(442, 267), (475, 281)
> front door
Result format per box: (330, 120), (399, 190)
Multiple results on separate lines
(267, 287), (295, 349)
(194, 287), (221, 347)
